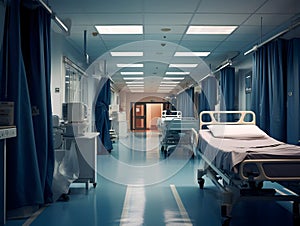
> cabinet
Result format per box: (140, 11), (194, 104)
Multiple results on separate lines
(112, 120), (128, 138)
(73, 133), (99, 188)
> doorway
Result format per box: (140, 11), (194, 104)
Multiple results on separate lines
(133, 103), (147, 130)
(131, 102), (169, 131)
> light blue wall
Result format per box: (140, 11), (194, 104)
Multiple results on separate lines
(50, 28), (88, 116)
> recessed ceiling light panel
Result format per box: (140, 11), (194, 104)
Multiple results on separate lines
(127, 84), (144, 87)
(161, 81), (180, 84)
(95, 25), (143, 34)
(174, 52), (210, 57)
(186, 26), (237, 34)
(110, 52), (143, 56)
(169, 64), (198, 68)
(163, 77), (184, 80)
(121, 72), (144, 75)
(165, 72), (190, 75)
(117, 64), (144, 68)
(160, 84), (177, 87)
(125, 81), (144, 84)
(123, 77), (144, 80)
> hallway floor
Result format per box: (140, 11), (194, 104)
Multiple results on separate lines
(6, 131), (297, 226)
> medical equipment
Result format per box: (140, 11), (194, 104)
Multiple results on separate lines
(62, 102), (88, 136)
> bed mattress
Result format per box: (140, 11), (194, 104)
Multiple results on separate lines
(199, 129), (300, 174)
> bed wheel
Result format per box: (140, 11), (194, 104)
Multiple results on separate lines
(198, 178), (205, 189)
(60, 193), (70, 202)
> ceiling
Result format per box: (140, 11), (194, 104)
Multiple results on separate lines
(48, 0), (300, 93)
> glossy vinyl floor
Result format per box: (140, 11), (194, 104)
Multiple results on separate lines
(6, 131), (297, 226)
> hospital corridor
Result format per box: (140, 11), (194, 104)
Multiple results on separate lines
(1, 0), (300, 226)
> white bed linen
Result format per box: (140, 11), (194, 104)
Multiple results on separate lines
(199, 129), (300, 172)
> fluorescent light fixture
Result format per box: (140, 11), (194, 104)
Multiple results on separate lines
(123, 77), (144, 80)
(117, 64), (144, 68)
(54, 16), (69, 33)
(157, 90), (173, 93)
(126, 81), (144, 84)
(163, 77), (184, 80)
(110, 52), (143, 57)
(130, 90), (144, 93)
(165, 72), (190, 75)
(129, 88), (144, 90)
(95, 25), (143, 34)
(169, 64), (198, 68)
(174, 52), (210, 57)
(160, 84), (177, 87)
(186, 26), (237, 34)
(127, 84), (144, 87)
(158, 88), (173, 91)
(161, 81), (180, 84)
(158, 87), (174, 90)
(121, 72), (144, 75)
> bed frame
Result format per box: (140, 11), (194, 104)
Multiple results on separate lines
(193, 111), (300, 226)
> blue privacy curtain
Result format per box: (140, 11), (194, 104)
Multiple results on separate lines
(176, 87), (194, 117)
(0, 0), (54, 210)
(198, 76), (217, 120)
(251, 39), (286, 141)
(286, 38), (300, 145)
(220, 67), (235, 111)
(220, 67), (235, 121)
(95, 77), (113, 152)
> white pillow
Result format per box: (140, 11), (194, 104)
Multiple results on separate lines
(207, 124), (267, 139)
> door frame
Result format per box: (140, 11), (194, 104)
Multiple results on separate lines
(130, 101), (172, 131)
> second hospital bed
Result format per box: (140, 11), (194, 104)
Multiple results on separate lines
(160, 117), (199, 157)
(192, 111), (300, 226)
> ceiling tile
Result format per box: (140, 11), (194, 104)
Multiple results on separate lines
(197, 0), (266, 13)
(63, 14), (144, 25)
(182, 34), (228, 41)
(244, 14), (294, 26)
(191, 13), (250, 25)
(144, 0), (200, 13)
(144, 14), (193, 25)
(257, 0), (300, 14)
(49, 0), (144, 13)
(180, 40), (220, 48)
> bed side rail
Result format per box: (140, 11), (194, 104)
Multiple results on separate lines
(239, 159), (300, 181)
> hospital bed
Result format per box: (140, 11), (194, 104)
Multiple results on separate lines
(157, 110), (182, 134)
(192, 111), (300, 226)
(160, 117), (199, 157)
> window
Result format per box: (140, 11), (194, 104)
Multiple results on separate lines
(64, 57), (87, 105)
